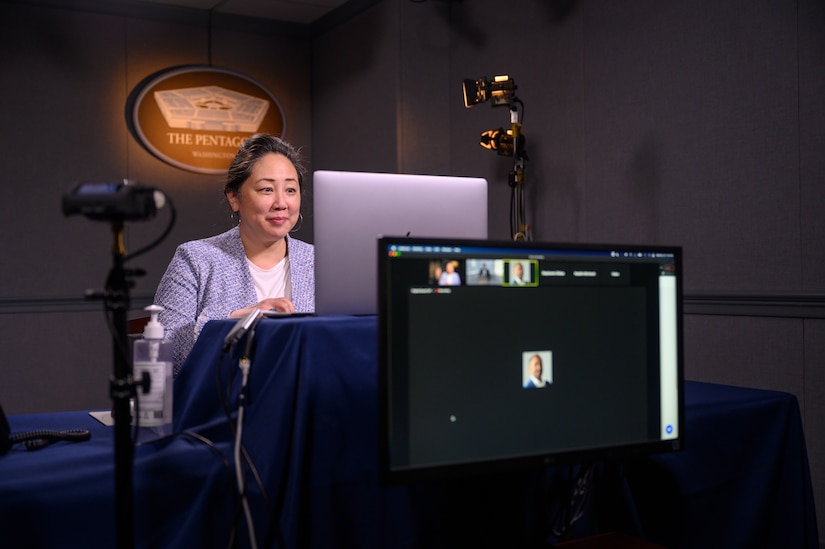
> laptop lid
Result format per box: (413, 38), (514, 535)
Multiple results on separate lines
(313, 170), (488, 316)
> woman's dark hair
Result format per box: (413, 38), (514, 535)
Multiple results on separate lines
(225, 133), (305, 196)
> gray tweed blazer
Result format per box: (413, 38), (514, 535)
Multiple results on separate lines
(154, 226), (315, 374)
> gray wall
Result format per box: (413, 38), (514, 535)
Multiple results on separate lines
(1, 0), (822, 545)
(311, 0), (825, 545)
(0, 0), (312, 412)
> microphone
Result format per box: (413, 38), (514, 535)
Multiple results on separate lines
(223, 309), (263, 352)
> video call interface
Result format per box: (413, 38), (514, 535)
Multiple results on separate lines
(381, 239), (682, 474)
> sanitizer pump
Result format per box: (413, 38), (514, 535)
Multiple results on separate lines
(132, 304), (173, 433)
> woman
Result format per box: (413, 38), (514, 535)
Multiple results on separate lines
(437, 260), (461, 286)
(155, 134), (314, 375)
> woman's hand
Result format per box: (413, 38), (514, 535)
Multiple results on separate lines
(229, 297), (295, 319)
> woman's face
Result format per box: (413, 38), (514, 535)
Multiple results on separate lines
(226, 153), (301, 245)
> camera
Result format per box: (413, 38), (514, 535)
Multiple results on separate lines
(62, 180), (162, 222)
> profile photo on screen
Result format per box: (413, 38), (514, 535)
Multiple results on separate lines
(522, 351), (552, 389)
(437, 260), (462, 286)
(465, 258), (503, 286)
(505, 259), (537, 286)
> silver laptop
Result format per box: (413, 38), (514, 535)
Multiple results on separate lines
(313, 170), (488, 315)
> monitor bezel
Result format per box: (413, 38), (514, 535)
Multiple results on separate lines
(377, 236), (685, 484)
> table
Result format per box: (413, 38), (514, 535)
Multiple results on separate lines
(0, 315), (818, 548)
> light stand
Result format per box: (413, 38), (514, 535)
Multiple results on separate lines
(508, 99), (530, 241)
(462, 74), (531, 240)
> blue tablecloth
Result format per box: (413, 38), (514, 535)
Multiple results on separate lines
(0, 315), (817, 548)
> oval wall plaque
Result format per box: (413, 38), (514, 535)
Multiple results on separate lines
(128, 65), (286, 175)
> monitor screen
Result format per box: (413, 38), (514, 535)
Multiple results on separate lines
(378, 236), (684, 482)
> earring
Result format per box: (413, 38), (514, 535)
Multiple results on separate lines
(290, 213), (304, 233)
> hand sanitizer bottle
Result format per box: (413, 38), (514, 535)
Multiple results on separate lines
(132, 304), (173, 435)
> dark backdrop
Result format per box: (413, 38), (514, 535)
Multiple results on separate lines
(0, 0), (822, 545)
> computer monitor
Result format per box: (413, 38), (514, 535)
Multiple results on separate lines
(378, 236), (684, 482)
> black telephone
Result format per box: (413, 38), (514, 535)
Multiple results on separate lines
(0, 403), (91, 455)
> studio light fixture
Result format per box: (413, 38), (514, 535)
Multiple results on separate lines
(462, 74), (531, 240)
(479, 128), (514, 156)
(462, 75), (517, 108)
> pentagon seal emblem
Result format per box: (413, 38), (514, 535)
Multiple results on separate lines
(128, 66), (286, 174)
